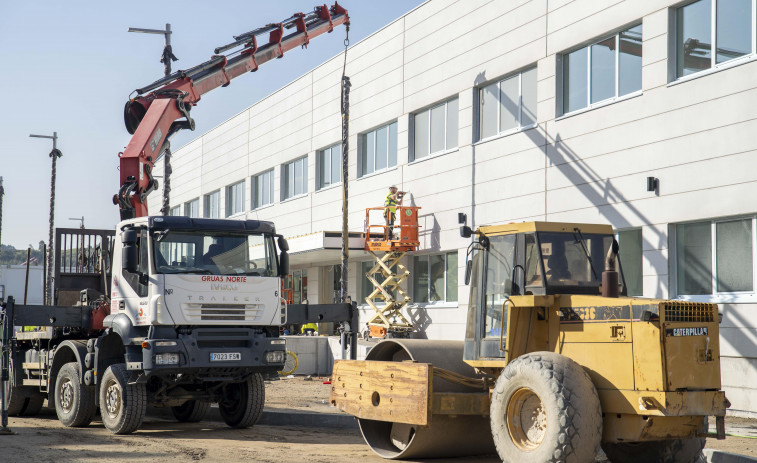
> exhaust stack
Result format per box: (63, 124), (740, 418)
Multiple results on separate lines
(602, 239), (620, 298)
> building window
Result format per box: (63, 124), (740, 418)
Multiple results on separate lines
(479, 67), (537, 140)
(203, 190), (220, 218)
(412, 251), (458, 303)
(317, 144), (342, 189)
(617, 228), (643, 296)
(281, 156), (307, 200)
(225, 180), (245, 217)
(184, 198), (199, 218)
(252, 169), (274, 209)
(412, 98), (458, 161)
(283, 269), (308, 304)
(675, 0), (753, 78)
(676, 217), (755, 296)
(169, 206), (181, 216)
(563, 24), (642, 114)
(359, 121), (398, 177)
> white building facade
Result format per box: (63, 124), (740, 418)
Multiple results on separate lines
(150, 0), (757, 416)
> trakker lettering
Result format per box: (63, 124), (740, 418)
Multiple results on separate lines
(666, 327), (708, 337)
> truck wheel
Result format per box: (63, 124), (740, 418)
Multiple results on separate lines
(54, 362), (96, 427)
(219, 373), (264, 429)
(490, 352), (602, 463)
(3, 353), (34, 416)
(171, 400), (210, 423)
(99, 363), (146, 434)
(602, 437), (706, 463)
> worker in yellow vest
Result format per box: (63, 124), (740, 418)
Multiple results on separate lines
(301, 322), (318, 336)
(384, 185), (405, 239)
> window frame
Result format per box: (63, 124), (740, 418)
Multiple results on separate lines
(225, 180), (245, 217)
(411, 251), (459, 305)
(358, 121), (398, 178)
(560, 24), (643, 117)
(203, 190), (221, 219)
(674, 216), (757, 302)
(316, 143), (342, 190)
(281, 156), (308, 201)
(252, 169), (274, 209)
(672, 0), (757, 83)
(410, 98), (459, 162)
(184, 198), (199, 218)
(476, 67), (538, 143)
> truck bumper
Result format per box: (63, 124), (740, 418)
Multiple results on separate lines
(133, 327), (286, 379)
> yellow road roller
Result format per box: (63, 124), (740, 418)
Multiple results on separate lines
(331, 221), (729, 463)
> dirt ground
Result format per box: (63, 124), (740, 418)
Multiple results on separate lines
(0, 377), (754, 463)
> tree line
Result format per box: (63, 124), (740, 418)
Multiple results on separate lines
(1, 241), (46, 266)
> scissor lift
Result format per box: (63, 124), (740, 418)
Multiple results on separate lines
(363, 206), (420, 338)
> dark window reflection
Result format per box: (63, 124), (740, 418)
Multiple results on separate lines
(716, 0), (752, 64)
(677, 0), (712, 77)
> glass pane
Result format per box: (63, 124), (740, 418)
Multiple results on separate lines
(480, 83), (498, 139)
(414, 110), (429, 160)
(319, 151), (329, 187)
(332, 145), (341, 185)
(676, 222), (713, 295)
(618, 229), (643, 296)
(446, 252), (458, 302)
(484, 235), (515, 338)
(430, 104), (446, 154)
(563, 47), (588, 113)
(429, 254), (445, 301)
(266, 171), (273, 205)
(388, 122), (398, 167)
(716, 0), (752, 64)
(413, 256), (429, 303)
(360, 135), (368, 176)
(591, 36), (616, 103)
(300, 158), (307, 194)
(677, 0), (712, 77)
(500, 75), (519, 132)
(376, 125), (388, 171)
(716, 220), (753, 292)
(619, 25), (643, 96)
(521, 68), (537, 127)
(288, 163), (295, 198)
(366, 131), (376, 174)
(446, 98), (458, 149)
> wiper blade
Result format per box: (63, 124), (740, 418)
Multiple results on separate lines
(573, 228), (599, 281)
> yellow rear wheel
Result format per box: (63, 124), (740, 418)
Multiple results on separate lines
(506, 387), (547, 450)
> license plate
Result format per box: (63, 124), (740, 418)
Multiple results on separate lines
(210, 352), (241, 362)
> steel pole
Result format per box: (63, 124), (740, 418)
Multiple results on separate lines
(30, 132), (60, 305)
(0, 177), (4, 274)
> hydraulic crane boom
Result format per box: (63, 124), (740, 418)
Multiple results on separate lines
(115, 3), (349, 220)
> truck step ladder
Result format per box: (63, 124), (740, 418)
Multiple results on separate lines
(363, 206), (421, 338)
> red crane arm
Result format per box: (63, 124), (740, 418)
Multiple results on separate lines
(115, 3), (349, 220)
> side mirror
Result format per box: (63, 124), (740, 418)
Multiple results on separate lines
(279, 251), (290, 278)
(460, 226), (472, 238)
(464, 260), (473, 285)
(122, 229), (138, 244)
(122, 244), (138, 273)
(277, 236), (289, 252)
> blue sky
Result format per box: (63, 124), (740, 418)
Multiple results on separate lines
(0, 1), (425, 249)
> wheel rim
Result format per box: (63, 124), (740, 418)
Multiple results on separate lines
(506, 387), (547, 450)
(59, 378), (74, 413)
(104, 381), (122, 419)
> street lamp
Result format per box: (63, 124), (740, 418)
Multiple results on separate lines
(29, 132), (61, 306)
(128, 23), (178, 217)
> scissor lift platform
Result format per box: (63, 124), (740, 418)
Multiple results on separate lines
(363, 206), (420, 338)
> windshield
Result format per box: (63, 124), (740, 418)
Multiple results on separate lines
(538, 231), (614, 290)
(153, 231), (278, 276)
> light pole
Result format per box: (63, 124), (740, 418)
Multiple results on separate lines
(128, 23), (178, 217)
(29, 132), (61, 306)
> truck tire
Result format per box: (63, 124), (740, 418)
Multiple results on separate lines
(2, 359), (28, 416)
(171, 400), (210, 423)
(54, 362), (96, 427)
(99, 363), (146, 434)
(601, 437), (706, 463)
(219, 372), (264, 429)
(490, 352), (602, 463)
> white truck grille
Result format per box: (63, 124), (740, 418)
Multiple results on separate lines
(183, 303), (265, 323)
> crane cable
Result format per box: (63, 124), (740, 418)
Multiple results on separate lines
(339, 23), (350, 303)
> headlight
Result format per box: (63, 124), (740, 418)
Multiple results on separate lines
(155, 353), (180, 365)
(265, 351), (285, 364)
(155, 341), (177, 347)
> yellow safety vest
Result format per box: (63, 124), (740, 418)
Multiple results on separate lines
(385, 193), (397, 214)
